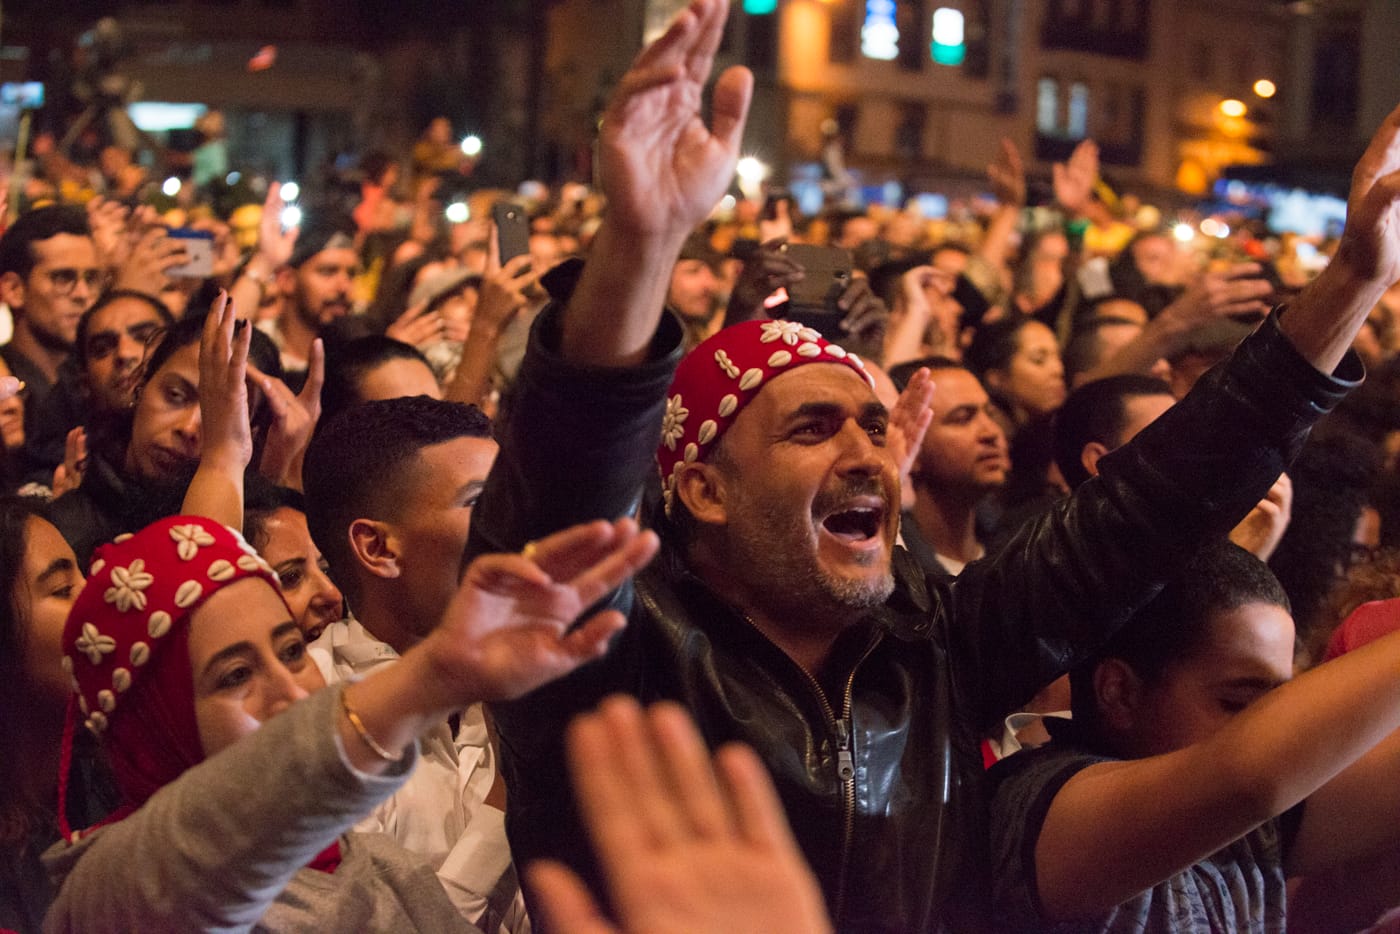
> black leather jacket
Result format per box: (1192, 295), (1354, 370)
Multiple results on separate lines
(469, 307), (1357, 932)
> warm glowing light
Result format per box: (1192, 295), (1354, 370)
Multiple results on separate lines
(735, 157), (769, 201)
(460, 135), (483, 157)
(1173, 223), (1196, 243)
(1199, 218), (1230, 239)
(162, 177), (181, 197)
(1253, 79), (1277, 99)
(445, 202), (469, 224)
(1219, 99), (1247, 118)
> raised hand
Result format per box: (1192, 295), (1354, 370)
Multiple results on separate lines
(113, 227), (190, 295)
(727, 239), (804, 324)
(1052, 139), (1099, 216)
(386, 302), (446, 349)
(251, 340), (323, 490)
(423, 519), (659, 704)
(477, 252), (537, 334)
(51, 427), (87, 499)
(528, 697), (832, 934)
(1163, 262), (1273, 327)
(598, 0), (753, 241)
(1334, 102), (1400, 287)
(257, 182), (301, 270)
(199, 291), (255, 472)
(887, 366), (935, 482)
(988, 137), (1027, 208)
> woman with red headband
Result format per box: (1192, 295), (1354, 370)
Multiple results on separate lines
(42, 510), (656, 932)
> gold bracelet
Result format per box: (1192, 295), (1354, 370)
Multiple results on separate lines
(340, 687), (403, 763)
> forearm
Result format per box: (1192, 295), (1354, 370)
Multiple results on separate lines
(1081, 309), (1191, 382)
(976, 203), (1020, 272)
(562, 223), (686, 366)
(47, 687), (413, 931)
(338, 650), (459, 774)
(443, 323), (502, 408)
(882, 305), (931, 368)
(181, 456), (245, 530)
(1278, 257), (1389, 374)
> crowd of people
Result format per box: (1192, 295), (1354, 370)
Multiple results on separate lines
(3, 0), (1400, 930)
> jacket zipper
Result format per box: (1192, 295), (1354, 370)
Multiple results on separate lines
(739, 614), (878, 926)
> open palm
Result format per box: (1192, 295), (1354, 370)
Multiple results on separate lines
(599, 0), (753, 239)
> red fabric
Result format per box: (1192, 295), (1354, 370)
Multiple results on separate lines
(655, 319), (875, 511)
(1324, 597), (1400, 662)
(58, 517), (283, 835)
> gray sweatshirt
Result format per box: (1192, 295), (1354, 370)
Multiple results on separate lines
(43, 684), (480, 934)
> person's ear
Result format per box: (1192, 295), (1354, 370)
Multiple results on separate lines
(0, 271), (27, 311)
(1081, 441), (1110, 480)
(1093, 658), (1145, 734)
(674, 461), (728, 527)
(348, 518), (400, 580)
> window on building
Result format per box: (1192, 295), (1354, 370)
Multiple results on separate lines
(931, 7), (965, 65)
(896, 102), (926, 159)
(1068, 82), (1090, 137)
(862, 0), (900, 60)
(898, 0), (926, 71)
(1037, 77), (1060, 134)
(743, 0), (778, 12)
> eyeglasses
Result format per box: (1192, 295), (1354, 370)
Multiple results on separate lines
(44, 268), (106, 295)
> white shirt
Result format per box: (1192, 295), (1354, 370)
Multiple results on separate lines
(309, 618), (529, 933)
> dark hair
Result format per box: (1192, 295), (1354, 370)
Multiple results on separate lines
(319, 336), (436, 425)
(1061, 316), (1141, 384)
(75, 290), (174, 370)
(244, 481), (308, 554)
(303, 396), (491, 598)
(964, 315), (1036, 379)
(0, 495), (60, 844)
(887, 355), (965, 391)
(0, 205), (91, 280)
(1069, 541), (1291, 733)
(1052, 375), (1174, 489)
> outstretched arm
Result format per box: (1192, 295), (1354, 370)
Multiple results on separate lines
(1280, 101), (1400, 372)
(1027, 624), (1400, 921)
(562, 0), (753, 366)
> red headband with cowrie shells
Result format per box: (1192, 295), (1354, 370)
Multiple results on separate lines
(656, 319), (874, 515)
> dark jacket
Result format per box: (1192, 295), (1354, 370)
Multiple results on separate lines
(48, 449), (191, 568)
(468, 306), (1357, 932)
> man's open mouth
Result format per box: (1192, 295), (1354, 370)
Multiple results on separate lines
(820, 503), (885, 543)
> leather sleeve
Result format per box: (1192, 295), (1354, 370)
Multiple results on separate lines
(949, 309), (1363, 733)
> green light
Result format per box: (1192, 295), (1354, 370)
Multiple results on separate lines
(744, 0), (778, 13)
(931, 42), (964, 65)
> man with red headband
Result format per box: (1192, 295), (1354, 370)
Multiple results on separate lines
(466, 2), (1400, 929)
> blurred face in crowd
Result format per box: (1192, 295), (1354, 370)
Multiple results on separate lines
(1, 234), (101, 351)
(357, 357), (443, 403)
(691, 365), (900, 623)
(126, 340), (202, 483)
(82, 296), (165, 415)
(668, 259), (720, 323)
(189, 578), (312, 757)
(0, 357), (23, 450)
(292, 248), (357, 328)
(256, 507), (344, 643)
(914, 369), (1008, 496)
(1131, 234), (1182, 287)
(988, 320), (1066, 419)
(1107, 602), (1293, 759)
(15, 516), (83, 712)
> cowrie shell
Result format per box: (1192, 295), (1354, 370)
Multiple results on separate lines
(207, 559), (235, 582)
(684, 442), (699, 463)
(98, 690), (115, 713)
(824, 344), (847, 358)
(175, 581), (203, 608)
(237, 555), (262, 572)
(718, 394), (738, 418)
(697, 420), (718, 445)
(112, 668), (132, 692)
(739, 368), (764, 391)
(768, 350), (793, 367)
(130, 642), (150, 667)
(148, 611), (172, 639)
(797, 342), (821, 357)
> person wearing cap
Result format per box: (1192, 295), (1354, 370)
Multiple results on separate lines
(233, 184), (358, 384)
(42, 512), (658, 932)
(465, 4), (1399, 930)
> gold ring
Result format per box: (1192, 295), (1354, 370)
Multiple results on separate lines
(521, 541), (539, 562)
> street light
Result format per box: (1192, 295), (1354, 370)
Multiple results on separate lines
(1253, 79), (1277, 99)
(1219, 99), (1247, 118)
(735, 156), (769, 200)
